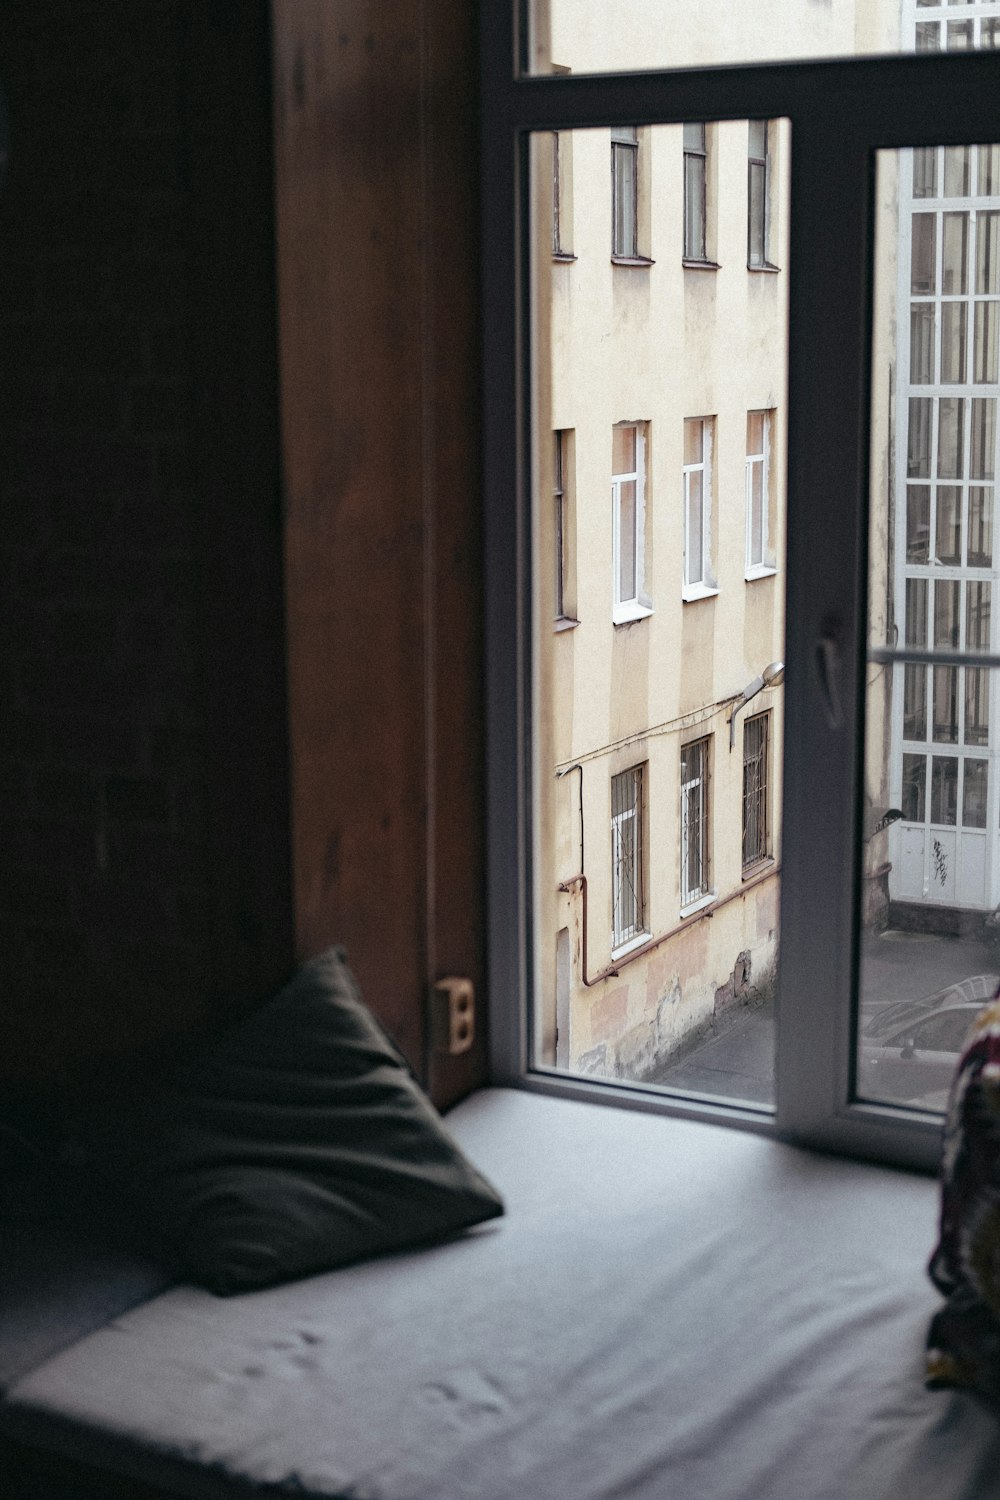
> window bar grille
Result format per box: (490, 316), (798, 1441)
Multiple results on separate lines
(742, 713), (769, 869)
(611, 767), (644, 947)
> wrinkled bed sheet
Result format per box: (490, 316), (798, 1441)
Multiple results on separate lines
(3, 1087), (1000, 1500)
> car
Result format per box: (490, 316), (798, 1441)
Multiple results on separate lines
(857, 976), (1000, 1109)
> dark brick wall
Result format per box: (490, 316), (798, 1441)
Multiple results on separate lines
(0, 2), (294, 1114)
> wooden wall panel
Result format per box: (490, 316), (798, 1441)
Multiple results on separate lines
(272, 0), (486, 1103)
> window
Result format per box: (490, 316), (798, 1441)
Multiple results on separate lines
(612, 766), (646, 950)
(481, 1), (1000, 1172)
(743, 713), (770, 870)
(746, 409), (775, 576)
(612, 422), (650, 621)
(683, 417), (715, 597)
(683, 122), (710, 264)
(748, 120), (775, 268)
(680, 738), (711, 908)
(554, 430), (566, 618)
(554, 429), (577, 623)
(611, 125), (639, 259)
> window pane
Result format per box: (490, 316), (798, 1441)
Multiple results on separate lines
(932, 666), (959, 742)
(934, 578), (960, 649)
(983, 18), (1000, 49)
(966, 669), (989, 745)
(967, 580), (991, 649)
(683, 121), (705, 152)
(980, 145), (1000, 195)
(533, 122), (787, 1107)
(938, 397), (965, 478)
(749, 161), (766, 265)
(913, 147), (937, 200)
(902, 753), (926, 821)
(969, 486), (994, 566)
(904, 664), (927, 740)
(976, 210), (999, 292)
(942, 212), (968, 293)
(946, 20), (974, 50)
(931, 756), (959, 824)
(906, 485), (931, 562)
(971, 398), (997, 480)
(911, 214), (937, 294)
(908, 397), (933, 476)
(910, 305), (935, 384)
(944, 146), (971, 198)
(974, 302), (999, 384)
(905, 577), (928, 647)
(963, 759), (988, 828)
(915, 21), (940, 51)
(619, 479), (637, 601)
(940, 301), (967, 383)
(748, 119), (766, 159)
(935, 485), (962, 564)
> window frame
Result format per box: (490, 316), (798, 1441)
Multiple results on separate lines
(682, 120), (717, 267)
(611, 124), (641, 261)
(480, 22), (1000, 1172)
(748, 119), (778, 270)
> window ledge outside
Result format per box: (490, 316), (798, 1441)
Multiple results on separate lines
(611, 254), (655, 268)
(611, 931), (650, 962)
(680, 891), (716, 919)
(748, 261), (781, 274)
(554, 615), (580, 632)
(613, 601), (654, 625)
(745, 565), (778, 582)
(681, 584), (719, 604)
(742, 857), (776, 882)
(682, 258), (721, 271)
(552, 251), (577, 263)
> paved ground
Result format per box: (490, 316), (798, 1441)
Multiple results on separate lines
(647, 926), (1000, 1108)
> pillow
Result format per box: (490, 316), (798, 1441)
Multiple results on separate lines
(83, 947), (503, 1294)
(926, 991), (1000, 1403)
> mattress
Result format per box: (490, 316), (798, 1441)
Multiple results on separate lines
(2, 1087), (999, 1500)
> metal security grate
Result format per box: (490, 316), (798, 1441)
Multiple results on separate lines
(680, 738), (709, 905)
(611, 765), (645, 947)
(742, 712), (769, 869)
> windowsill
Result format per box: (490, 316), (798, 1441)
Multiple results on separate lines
(680, 891), (715, 919)
(747, 261), (781, 274)
(552, 252), (577, 263)
(612, 601), (653, 625)
(554, 615), (580, 632)
(611, 931), (651, 961)
(682, 258), (721, 271)
(611, 254), (655, 268)
(744, 565), (777, 582)
(681, 583), (719, 604)
(742, 857), (776, 882)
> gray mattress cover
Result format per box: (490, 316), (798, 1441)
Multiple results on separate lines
(3, 1087), (1000, 1500)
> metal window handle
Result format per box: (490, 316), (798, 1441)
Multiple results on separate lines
(816, 631), (843, 730)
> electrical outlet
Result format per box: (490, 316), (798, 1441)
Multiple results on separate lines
(431, 976), (475, 1055)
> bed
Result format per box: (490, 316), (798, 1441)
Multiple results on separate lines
(3, 1085), (1000, 1500)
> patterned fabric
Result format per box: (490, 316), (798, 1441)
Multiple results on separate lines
(927, 991), (1000, 1404)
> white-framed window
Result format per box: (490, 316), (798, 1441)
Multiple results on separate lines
(554, 429), (566, 619)
(746, 409), (776, 577)
(683, 122), (710, 263)
(748, 119), (775, 269)
(680, 737), (711, 908)
(611, 125), (639, 259)
(611, 765), (647, 951)
(612, 422), (651, 622)
(742, 712), (770, 871)
(683, 416), (716, 598)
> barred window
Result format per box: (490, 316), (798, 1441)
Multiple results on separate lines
(611, 766), (646, 949)
(680, 738), (710, 906)
(742, 712), (770, 870)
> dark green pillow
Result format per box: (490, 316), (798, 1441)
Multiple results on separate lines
(87, 948), (503, 1294)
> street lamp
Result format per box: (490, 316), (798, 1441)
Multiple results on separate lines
(728, 660), (785, 751)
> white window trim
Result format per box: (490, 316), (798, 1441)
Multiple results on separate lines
(611, 766), (647, 951)
(680, 737), (711, 909)
(612, 423), (652, 623)
(683, 417), (716, 598)
(610, 930), (650, 961)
